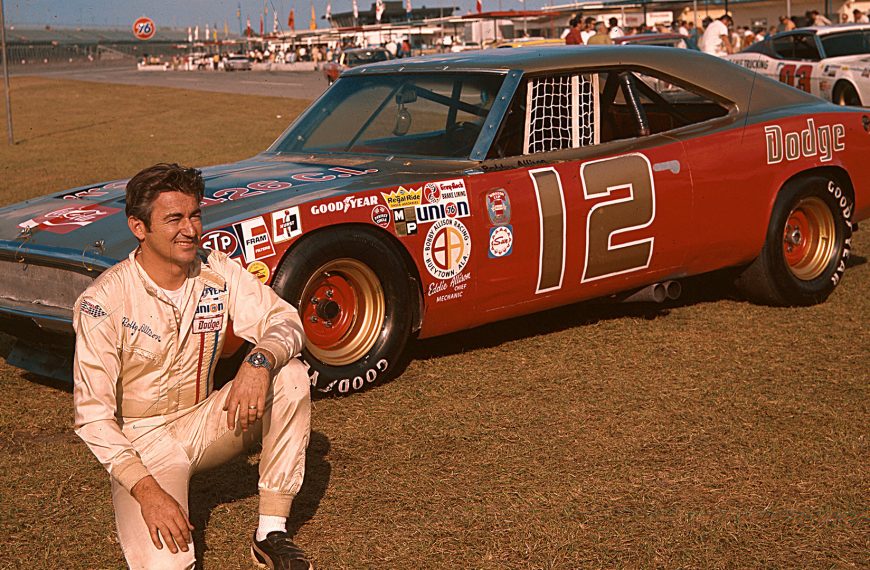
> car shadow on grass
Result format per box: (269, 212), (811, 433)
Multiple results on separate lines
(189, 430), (331, 569)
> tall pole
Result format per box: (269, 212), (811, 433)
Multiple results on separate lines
(0, 0), (13, 145)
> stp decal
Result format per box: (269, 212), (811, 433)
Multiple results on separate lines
(765, 119), (845, 165)
(236, 217), (276, 262)
(488, 225), (513, 258)
(486, 189), (511, 225)
(423, 218), (471, 280)
(18, 204), (121, 234)
(201, 229), (241, 257)
(271, 207), (302, 243)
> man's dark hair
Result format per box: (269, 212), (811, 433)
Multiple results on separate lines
(609, 17), (618, 26)
(125, 163), (205, 228)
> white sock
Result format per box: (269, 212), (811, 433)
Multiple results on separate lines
(256, 514), (287, 541)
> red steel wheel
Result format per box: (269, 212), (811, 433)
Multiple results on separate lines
(299, 259), (385, 366)
(781, 197), (836, 281)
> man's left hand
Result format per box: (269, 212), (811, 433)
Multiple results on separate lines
(223, 358), (271, 431)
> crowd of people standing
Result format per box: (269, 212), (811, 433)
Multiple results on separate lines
(563, 7), (870, 57)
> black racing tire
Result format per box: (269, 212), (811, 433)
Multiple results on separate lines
(833, 82), (862, 107)
(735, 175), (853, 306)
(271, 227), (417, 395)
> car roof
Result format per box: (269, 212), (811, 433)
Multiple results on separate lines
(782, 22), (870, 35)
(343, 45), (820, 114)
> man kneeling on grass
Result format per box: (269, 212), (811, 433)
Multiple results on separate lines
(73, 163), (313, 569)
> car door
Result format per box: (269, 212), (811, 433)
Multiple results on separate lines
(469, 69), (695, 315)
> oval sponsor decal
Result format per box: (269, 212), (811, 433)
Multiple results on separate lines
(371, 204), (391, 228)
(488, 225), (513, 258)
(201, 230), (240, 256)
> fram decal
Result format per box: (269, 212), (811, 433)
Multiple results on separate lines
(201, 230), (241, 257)
(18, 204), (121, 234)
(423, 218), (471, 280)
(236, 217), (276, 262)
(310, 195), (378, 215)
(765, 119), (845, 164)
(271, 207), (302, 243)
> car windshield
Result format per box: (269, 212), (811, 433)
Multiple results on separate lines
(821, 30), (870, 57)
(345, 50), (390, 66)
(273, 72), (505, 159)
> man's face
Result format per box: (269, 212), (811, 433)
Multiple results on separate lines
(129, 191), (202, 270)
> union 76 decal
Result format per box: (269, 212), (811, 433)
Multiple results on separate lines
(529, 153), (656, 293)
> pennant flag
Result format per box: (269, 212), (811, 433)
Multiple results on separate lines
(288, 8), (295, 30)
(194, 25), (199, 41)
(376, 0), (385, 22)
(273, 9), (278, 33)
(476, 0), (482, 13)
(406, 0), (412, 14)
(187, 26), (192, 42)
(245, 16), (252, 36)
(224, 20), (229, 37)
(259, 13), (264, 35)
(310, 3), (317, 30)
(352, 0), (359, 20)
(326, 2), (332, 20)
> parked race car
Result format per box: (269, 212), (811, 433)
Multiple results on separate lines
(728, 23), (870, 106)
(1, 47), (868, 395)
(321, 47), (392, 84)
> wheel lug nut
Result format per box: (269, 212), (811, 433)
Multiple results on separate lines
(324, 321), (332, 328)
(309, 316), (318, 323)
(310, 297), (319, 305)
(326, 289), (334, 298)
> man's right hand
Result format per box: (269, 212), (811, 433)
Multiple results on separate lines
(130, 476), (194, 554)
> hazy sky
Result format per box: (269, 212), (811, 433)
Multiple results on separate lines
(4, 0), (547, 29)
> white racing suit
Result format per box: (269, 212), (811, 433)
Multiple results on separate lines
(73, 249), (309, 569)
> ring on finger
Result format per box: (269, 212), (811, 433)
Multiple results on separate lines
(248, 405), (258, 410)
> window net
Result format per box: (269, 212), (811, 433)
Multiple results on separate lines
(524, 73), (599, 154)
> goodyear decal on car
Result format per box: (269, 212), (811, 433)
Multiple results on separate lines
(765, 119), (845, 164)
(309, 195), (378, 215)
(423, 218), (471, 280)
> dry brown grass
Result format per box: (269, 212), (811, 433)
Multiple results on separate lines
(0, 77), (868, 569)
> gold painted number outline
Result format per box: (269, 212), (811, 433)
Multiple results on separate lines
(529, 153), (656, 293)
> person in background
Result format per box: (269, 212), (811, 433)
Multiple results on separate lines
(855, 9), (870, 23)
(586, 22), (613, 45)
(608, 17), (624, 39)
(565, 17), (584, 45)
(580, 17), (597, 44)
(700, 13), (734, 57)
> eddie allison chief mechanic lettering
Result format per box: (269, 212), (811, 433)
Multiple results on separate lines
(72, 163), (314, 569)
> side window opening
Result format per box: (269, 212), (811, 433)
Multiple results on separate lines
(488, 69), (730, 159)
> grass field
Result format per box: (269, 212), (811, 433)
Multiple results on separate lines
(1, 77), (868, 569)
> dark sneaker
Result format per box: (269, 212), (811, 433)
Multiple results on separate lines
(251, 531), (314, 570)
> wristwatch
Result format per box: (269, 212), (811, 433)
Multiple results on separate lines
(245, 351), (274, 371)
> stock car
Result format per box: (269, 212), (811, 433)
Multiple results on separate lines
(728, 23), (870, 106)
(321, 47), (392, 84)
(1, 47), (869, 395)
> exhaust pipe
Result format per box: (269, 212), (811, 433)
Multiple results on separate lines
(664, 280), (682, 300)
(621, 281), (681, 304)
(622, 283), (667, 303)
